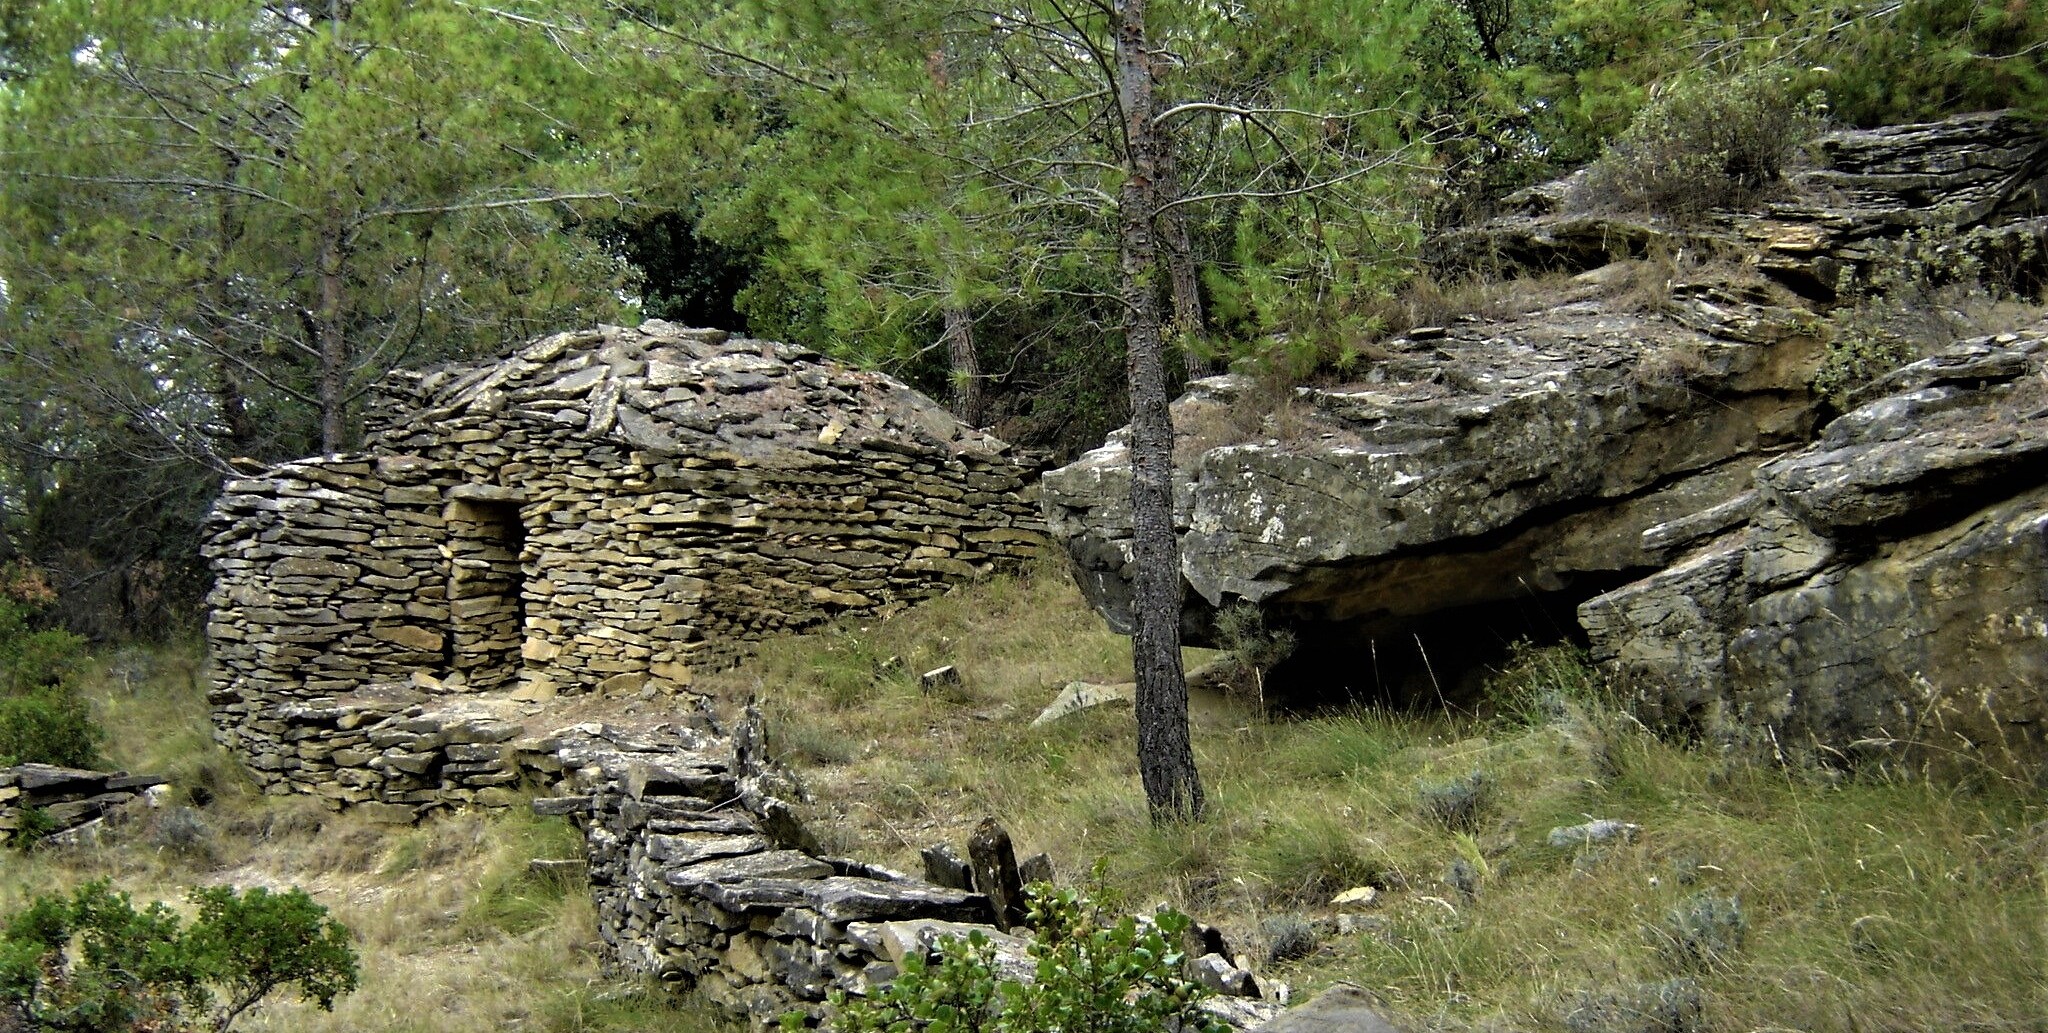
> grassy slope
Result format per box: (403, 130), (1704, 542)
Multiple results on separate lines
(7, 566), (2039, 1032)
(707, 561), (2046, 1033)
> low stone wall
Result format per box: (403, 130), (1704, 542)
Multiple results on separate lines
(245, 687), (575, 818)
(0, 764), (167, 845)
(530, 706), (1279, 1029)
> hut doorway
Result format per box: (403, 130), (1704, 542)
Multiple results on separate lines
(445, 494), (527, 692)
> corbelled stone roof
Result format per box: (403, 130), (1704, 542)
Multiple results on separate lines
(369, 320), (1009, 460)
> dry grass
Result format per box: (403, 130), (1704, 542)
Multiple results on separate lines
(711, 565), (2048, 1033)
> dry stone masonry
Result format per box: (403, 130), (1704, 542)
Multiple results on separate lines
(0, 764), (167, 845)
(204, 323), (1046, 814)
(529, 704), (1279, 1030)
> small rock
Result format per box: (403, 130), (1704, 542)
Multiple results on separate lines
(1330, 885), (1378, 910)
(920, 665), (962, 693)
(1029, 681), (1133, 726)
(1017, 851), (1054, 887)
(1335, 914), (1388, 938)
(1190, 953), (1261, 998)
(1251, 982), (1409, 1033)
(1549, 819), (1641, 848)
(920, 843), (974, 891)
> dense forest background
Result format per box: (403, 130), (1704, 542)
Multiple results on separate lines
(0, 0), (2042, 638)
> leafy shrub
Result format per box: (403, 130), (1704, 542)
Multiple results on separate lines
(0, 574), (104, 769)
(0, 881), (358, 1032)
(1575, 67), (1824, 219)
(11, 806), (57, 849)
(1814, 220), (2044, 408)
(810, 888), (1226, 1033)
(0, 691), (103, 769)
(1811, 330), (1919, 409)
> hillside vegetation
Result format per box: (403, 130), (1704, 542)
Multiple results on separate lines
(2, 566), (2040, 1032)
(712, 563), (2043, 1033)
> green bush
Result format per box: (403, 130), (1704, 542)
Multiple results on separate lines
(0, 692), (102, 769)
(1814, 219), (2044, 409)
(1575, 67), (1823, 218)
(807, 888), (1226, 1033)
(0, 583), (105, 769)
(0, 881), (358, 1032)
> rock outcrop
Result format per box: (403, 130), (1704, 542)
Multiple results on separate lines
(205, 322), (1046, 812)
(1044, 110), (2048, 770)
(1581, 327), (2048, 772)
(1045, 284), (1827, 696)
(1434, 109), (2048, 299)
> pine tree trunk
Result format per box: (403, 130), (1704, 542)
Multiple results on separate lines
(1116, 0), (1204, 824)
(316, 225), (347, 453)
(942, 303), (983, 427)
(209, 153), (255, 458)
(1158, 147), (1209, 382)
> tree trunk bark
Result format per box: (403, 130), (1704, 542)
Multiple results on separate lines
(1115, 0), (1204, 824)
(941, 303), (983, 427)
(209, 151), (255, 458)
(316, 225), (347, 453)
(1158, 147), (1209, 382)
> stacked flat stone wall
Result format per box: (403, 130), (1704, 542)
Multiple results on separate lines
(0, 764), (167, 845)
(529, 708), (1279, 1030)
(204, 323), (1046, 809)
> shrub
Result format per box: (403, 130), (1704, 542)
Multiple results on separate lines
(0, 881), (358, 1032)
(1814, 219), (2045, 408)
(1417, 770), (1492, 833)
(810, 888), (1226, 1033)
(1213, 603), (1297, 718)
(1260, 913), (1318, 965)
(1575, 67), (1824, 219)
(0, 690), (103, 769)
(1563, 977), (1705, 1033)
(0, 581), (104, 769)
(1652, 893), (1745, 973)
(1484, 641), (1605, 728)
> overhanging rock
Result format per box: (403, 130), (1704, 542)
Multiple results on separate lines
(1044, 292), (1826, 699)
(1043, 110), (2048, 708)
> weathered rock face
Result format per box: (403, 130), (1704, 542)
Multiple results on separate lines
(1044, 110), (2048, 740)
(1434, 109), (2048, 299)
(1582, 327), (2048, 773)
(204, 322), (1046, 810)
(1045, 291), (1826, 695)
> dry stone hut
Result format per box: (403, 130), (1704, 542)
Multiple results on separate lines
(203, 322), (1045, 811)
